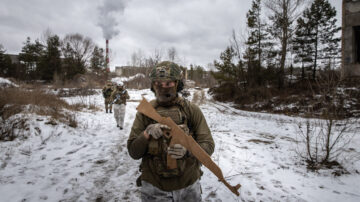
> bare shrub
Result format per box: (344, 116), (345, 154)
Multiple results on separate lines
(57, 88), (97, 97)
(67, 113), (78, 128)
(209, 82), (238, 102)
(0, 116), (29, 141)
(295, 72), (359, 170)
(296, 118), (357, 170)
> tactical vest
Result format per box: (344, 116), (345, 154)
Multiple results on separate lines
(147, 99), (193, 178)
(104, 87), (112, 97)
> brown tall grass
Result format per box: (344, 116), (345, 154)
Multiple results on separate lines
(0, 87), (82, 125)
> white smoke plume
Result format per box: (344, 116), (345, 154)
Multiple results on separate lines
(97, 0), (128, 40)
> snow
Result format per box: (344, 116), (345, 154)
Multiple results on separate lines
(0, 88), (359, 202)
(111, 74), (146, 85)
(0, 77), (18, 87)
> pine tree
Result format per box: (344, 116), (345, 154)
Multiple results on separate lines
(189, 64), (194, 80)
(294, 0), (340, 79)
(211, 46), (246, 100)
(38, 35), (62, 81)
(0, 45), (6, 76)
(90, 46), (105, 73)
(318, 0), (341, 70)
(293, 15), (314, 80)
(212, 46), (238, 85)
(0, 45), (13, 77)
(244, 0), (272, 86)
(19, 37), (45, 80)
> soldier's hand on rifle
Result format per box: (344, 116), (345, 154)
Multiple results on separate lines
(144, 123), (171, 139)
(168, 144), (187, 159)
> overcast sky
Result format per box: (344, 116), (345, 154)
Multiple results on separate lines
(0, 0), (342, 70)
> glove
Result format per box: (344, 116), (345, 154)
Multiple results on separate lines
(168, 144), (187, 159)
(145, 123), (171, 139)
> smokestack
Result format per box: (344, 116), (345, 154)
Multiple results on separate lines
(106, 39), (110, 72)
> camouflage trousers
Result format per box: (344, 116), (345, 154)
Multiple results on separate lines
(104, 97), (113, 112)
(141, 180), (202, 202)
(113, 104), (126, 128)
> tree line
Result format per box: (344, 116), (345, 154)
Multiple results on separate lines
(212, 0), (340, 94)
(0, 32), (106, 82)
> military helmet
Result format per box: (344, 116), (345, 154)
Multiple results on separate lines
(116, 81), (124, 87)
(149, 61), (184, 92)
(149, 61), (183, 82)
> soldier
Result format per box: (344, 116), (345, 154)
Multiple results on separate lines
(110, 82), (130, 130)
(102, 81), (114, 113)
(127, 61), (215, 202)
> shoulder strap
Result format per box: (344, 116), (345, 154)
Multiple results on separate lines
(149, 98), (193, 132)
(174, 97), (193, 133)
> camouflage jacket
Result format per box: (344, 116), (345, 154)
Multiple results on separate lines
(127, 97), (215, 191)
(110, 89), (130, 105)
(102, 85), (114, 98)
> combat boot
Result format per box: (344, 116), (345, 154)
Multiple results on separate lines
(110, 110), (112, 113)
(106, 109), (108, 113)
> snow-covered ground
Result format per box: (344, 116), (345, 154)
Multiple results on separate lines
(0, 77), (18, 87)
(0, 88), (359, 202)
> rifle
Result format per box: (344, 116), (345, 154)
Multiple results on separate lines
(136, 98), (241, 196)
(112, 90), (126, 104)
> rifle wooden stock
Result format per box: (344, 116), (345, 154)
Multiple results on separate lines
(136, 98), (241, 196)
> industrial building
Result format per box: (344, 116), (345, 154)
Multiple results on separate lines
(342, 0), (360, 77)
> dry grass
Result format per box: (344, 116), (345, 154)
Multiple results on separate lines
(0, 87), (82, 127)
(0, 117), (29, 141)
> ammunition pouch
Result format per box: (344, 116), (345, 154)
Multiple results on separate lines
(148, 133), (188, 178)
(146, 101), (193, 178)
(149, 156), (186, 178)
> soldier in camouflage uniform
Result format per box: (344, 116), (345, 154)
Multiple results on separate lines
(127, 61), (215, 202)
(111, 82), (130, 130)
(102, 81), (114, 113)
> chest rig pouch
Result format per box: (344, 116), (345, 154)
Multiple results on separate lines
(147, 105), (191, 178)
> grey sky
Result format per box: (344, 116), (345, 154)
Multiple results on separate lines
(0, 0), (342, 70)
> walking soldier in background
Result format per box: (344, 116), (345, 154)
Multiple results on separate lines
(111, 82), (130, 130)
(127, 61), (215, 202)
(102, 81), (114, 113)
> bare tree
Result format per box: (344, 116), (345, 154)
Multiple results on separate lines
(265, 0), (305, 88)
(229, 29), (243, 61)
(152, 48), (163, 64)
(167, 47), (177, 62)
(62, 33), (95, 66)
(130, 49), (146, 67)
(229, 29), (247, 88)
(144, 48), (163, 68)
